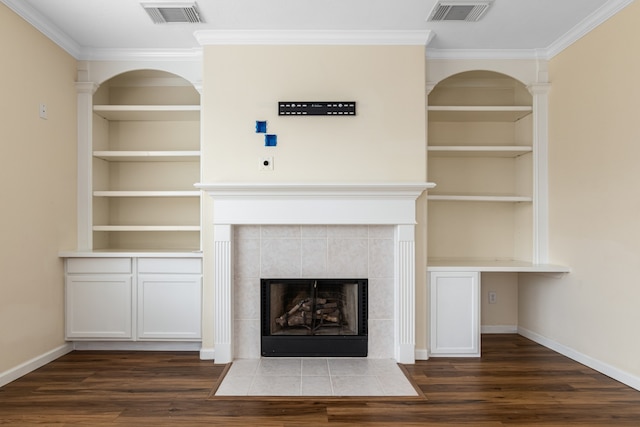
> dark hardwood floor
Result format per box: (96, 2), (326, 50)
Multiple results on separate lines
(1, 334), (640, 425)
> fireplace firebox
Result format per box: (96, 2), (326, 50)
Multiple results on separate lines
(261, 278), (368, 357)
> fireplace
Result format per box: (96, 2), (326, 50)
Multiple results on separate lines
(196, 182), (433, 364)
(261, 278), (368, 357)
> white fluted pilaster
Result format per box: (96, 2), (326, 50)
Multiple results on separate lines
(213, 224), (233, 363)
(395, 224), (416, 364)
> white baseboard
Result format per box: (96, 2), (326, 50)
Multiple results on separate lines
(0, 343), (73, 388)
(518, 327), (640, 392)
(482, 325), (518, 334)
(72, 341), (202, 352)
(415, 349), (429, 360)
(200, 347), (215, 360)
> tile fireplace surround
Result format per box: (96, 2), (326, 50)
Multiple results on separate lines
(196, 182), (433, 364)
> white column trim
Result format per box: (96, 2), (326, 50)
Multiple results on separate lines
(528, 82), (551, 264)
(75, 81), (99, 251)
(396, 224), (416, 364)
(213, 224), (234, 364)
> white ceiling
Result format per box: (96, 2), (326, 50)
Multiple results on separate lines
(1, 0), (634, 60)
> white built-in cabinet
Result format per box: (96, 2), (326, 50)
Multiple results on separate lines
(65, 258), (134, 339)
(426, 71), (534, 357)
(425, 69), (569, 357)
(429, 271), (480, 357)
(64, 257), (202, 341)
(63, 67), (203, 346)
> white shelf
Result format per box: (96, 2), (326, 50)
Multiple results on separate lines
(93, 151), (200, 162)
(428, 259), (570, 273)
(428, 194), (532, 202)
(93, 191), (200, 197)
(93, 105), (200, 121)
(428, 106), (532, 122)
(428, 145), (532, 158)
(93, 226), (200, 232)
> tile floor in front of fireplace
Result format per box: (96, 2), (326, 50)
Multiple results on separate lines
(215, 357), (418, 397)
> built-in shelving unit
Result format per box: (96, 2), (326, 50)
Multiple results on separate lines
(427, 70), (534, 264)
(91, 70), (201, 252)
(63, 65), (204, 350)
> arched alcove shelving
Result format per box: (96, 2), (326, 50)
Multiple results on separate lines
(87, 69), (202, 252)
(427, 70), (535, 264)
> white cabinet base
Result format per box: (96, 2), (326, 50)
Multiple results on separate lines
(66, 274), (134, 339)
(137, 274), (202, 340)
(429, 271), (480, 357)
(63, 256), (202, 343)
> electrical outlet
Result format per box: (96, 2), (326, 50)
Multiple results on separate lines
(259, 156), (274, 171)
(39, 103), (47, 119)
(488, 291), (497, 304)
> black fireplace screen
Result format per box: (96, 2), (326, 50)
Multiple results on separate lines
(261, 278), (368, 357)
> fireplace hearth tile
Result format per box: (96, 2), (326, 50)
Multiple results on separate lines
(225, 359), (259, 377)
(215, 375), (253, 396)
(214, 358), (418, 397)
(301, 376), (333, 396)
(256, 358), (302, 376)
(301, 358), (329, 376)
(331, 375), (384, 396)
(328, 358), (385, 376)
(250, 375), (301, 396)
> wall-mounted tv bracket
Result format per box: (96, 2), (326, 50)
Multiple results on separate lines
(278, 102), (356, 116)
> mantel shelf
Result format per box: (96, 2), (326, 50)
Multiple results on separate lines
(428, 145), (532, 158)
(93, 151), (200, 162)
(93, 105), (200, 121)
(196, 182), (435, 226)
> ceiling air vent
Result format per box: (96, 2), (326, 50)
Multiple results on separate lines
(427, 0), (493, 22)
(142, 2), (203, 24)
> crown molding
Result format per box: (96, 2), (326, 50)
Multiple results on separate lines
(195, 29), (434, 46)
(78, 48), (203, 62)
(545, 0), (634, 59)
(1, 0), (82, 58)
(426, 48), (543, 60)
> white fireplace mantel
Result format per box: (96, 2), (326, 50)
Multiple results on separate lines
(196, 182), (435, 364)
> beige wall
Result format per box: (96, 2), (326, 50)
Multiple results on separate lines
(201, 45), (426, 181)
(200, 44), (429, 351)
(519, 1), (640, 377)
(0, 4), (77, 373)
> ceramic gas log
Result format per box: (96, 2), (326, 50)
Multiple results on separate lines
(275, 296), (342, 329)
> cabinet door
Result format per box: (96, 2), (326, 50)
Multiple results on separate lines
(137, 274), (202, 340)
(66, 274), (134, 339)
(429, 271), (480, 356)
